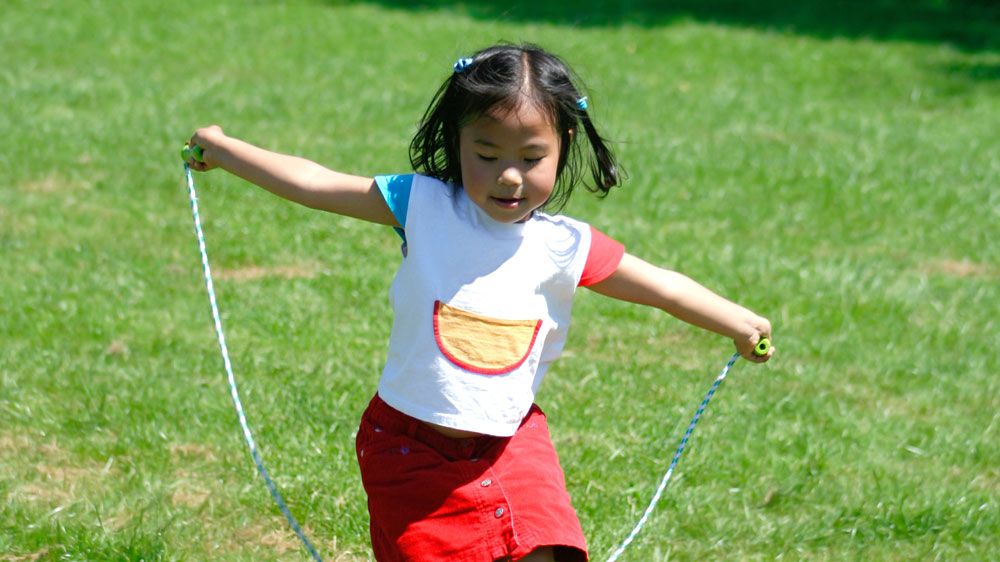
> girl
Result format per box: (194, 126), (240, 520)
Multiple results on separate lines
(186, 43), (773, 562)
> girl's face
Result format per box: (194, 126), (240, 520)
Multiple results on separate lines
(458, 102), (561, 224)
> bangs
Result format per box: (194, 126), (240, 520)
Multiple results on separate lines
(460, 91), (558, 129)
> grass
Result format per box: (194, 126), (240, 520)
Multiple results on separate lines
(2, 0), (998, 560)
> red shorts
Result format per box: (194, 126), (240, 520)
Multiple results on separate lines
(356, 394), (588, 562)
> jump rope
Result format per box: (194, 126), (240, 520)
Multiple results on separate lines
(181, 144), (770, 562)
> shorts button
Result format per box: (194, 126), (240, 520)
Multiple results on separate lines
(494, 507), (505, 518)
(481, 479), (492, 487)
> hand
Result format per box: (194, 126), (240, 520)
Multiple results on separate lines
(734, 316), (774, 363)
(185, 125), (226, 172)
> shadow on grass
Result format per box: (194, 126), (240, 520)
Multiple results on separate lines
(943, 60), (1000, 81)
(341, 0), (999, 54)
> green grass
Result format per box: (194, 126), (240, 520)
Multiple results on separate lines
(2, 1), (998, 560)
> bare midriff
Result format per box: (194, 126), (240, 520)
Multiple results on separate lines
(423, 421), (484, 439)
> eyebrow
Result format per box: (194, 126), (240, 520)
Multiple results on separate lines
(473, 139), (551, 151)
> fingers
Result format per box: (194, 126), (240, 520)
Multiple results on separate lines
(183, 125), (225, 171)
(188, 158), (208, 172)
(182, 144), (208, 171)
(752, 337), (771, 356)
(747, 317), (773, 363)
(737, 334), (774, 363)
(747, 344), (775, 363)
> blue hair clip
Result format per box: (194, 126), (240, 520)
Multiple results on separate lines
(453, 57), (474, 73)
(576, 96), (589, 111)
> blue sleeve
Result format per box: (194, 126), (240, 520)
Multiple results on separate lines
(375, 174), (413, 232)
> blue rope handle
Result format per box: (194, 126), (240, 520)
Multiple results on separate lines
(183, 163), (324, 562)
(605, 348), (761, 562)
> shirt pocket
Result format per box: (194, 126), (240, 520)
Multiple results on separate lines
(432, 300), (543, 375)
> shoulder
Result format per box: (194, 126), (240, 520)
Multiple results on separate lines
(414, 173), (451, 190)
(376, 173), (451, 194)
(376, 173), (453, 189)
(531, 209), (590, 234)
(406, 174), (460, 202)
(527, 211), (593, 266)
(532, 211), (626, 287)
(376, 174), (457, 225)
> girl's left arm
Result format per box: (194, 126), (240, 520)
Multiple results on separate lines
(587, 253), (774, 362)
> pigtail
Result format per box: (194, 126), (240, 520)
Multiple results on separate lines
(410, 78), (462, 185)
(577, 106), (622, 195)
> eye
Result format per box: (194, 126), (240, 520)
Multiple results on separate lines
(524, 157), (543, 164)
(477, 154), (497, 162)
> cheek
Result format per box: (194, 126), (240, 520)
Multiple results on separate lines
(529, 162), (559, 195)
(458, 149), (476, 176)
(458, 159), (473, 186)
(461, 159), (490, 188)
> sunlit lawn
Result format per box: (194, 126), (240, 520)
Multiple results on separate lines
(2, 1), (998, 560)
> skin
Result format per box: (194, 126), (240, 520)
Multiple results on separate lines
(458, 103), (560, 224)
(510, 547), (554, 562)
(187, 117), (773, 365)
(187, 125), (395, 226)
(186, 108), (773, 562)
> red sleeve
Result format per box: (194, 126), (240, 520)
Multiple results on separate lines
(578, 226), (625, 287)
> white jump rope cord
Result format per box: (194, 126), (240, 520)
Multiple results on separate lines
(184, 164), (324, 562)
(183, 160), (764, 561)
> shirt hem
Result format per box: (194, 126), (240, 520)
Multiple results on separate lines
(376, 387), (523, 437)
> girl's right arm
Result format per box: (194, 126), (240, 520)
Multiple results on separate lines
(186, 125), (398, 227)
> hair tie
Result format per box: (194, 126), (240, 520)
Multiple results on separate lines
(453, 57), (474, 73)
(576, 96), (589, 111)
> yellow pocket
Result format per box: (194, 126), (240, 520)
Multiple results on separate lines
(433, 300), (542, 375)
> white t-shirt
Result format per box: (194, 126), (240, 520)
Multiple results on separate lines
(375, 174), (622, 436)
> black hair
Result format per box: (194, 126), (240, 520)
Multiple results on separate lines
(409, 43), (622, 213)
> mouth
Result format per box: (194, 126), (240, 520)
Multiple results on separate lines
(490, 196), (524, 209)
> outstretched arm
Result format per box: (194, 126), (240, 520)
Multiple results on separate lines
(185, 125), (397, 227)
(587, 253), (774, 362)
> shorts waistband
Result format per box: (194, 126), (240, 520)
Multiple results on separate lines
(365, 394), (425, 437)
(367, 394), (494, 457)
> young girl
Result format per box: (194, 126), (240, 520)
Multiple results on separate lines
(186, 43), (773, 562)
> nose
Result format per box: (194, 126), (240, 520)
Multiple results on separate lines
(498, 166), (522, 187)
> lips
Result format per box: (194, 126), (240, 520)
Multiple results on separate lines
(490, 196), (523, 209)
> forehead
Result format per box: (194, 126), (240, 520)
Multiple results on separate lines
(462, 102), (559, 144)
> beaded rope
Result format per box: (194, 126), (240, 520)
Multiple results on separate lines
(184, 164), (324, 562)
(605, 352), (742, 562)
